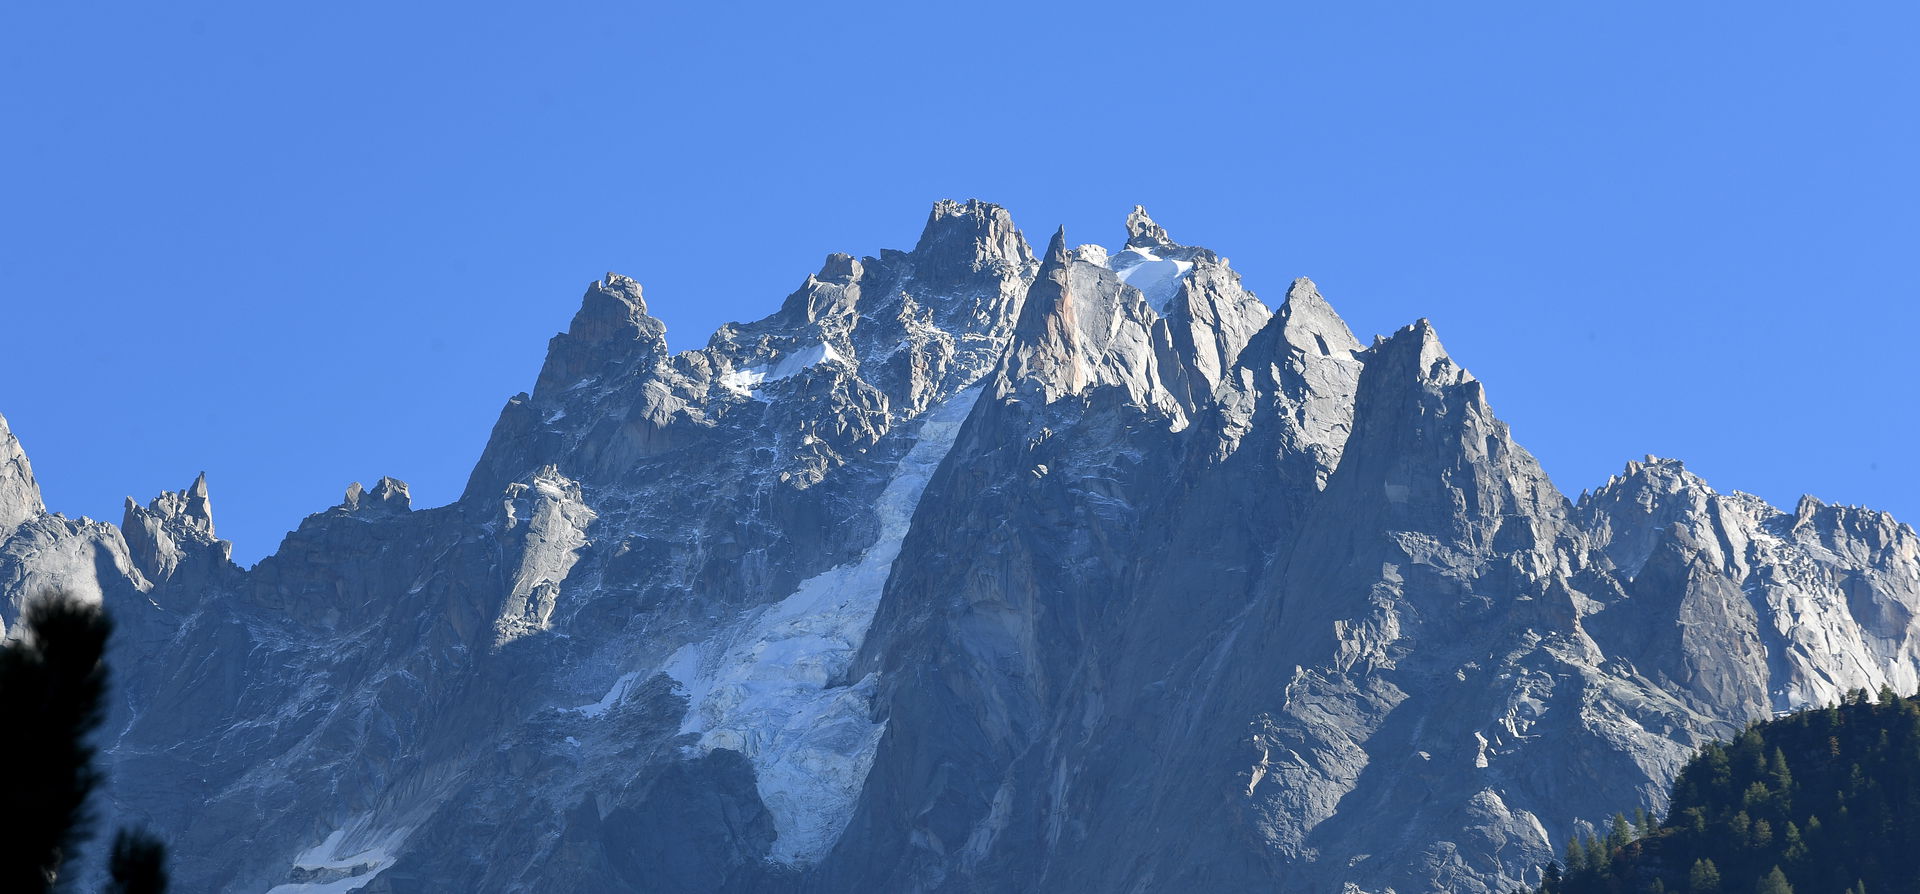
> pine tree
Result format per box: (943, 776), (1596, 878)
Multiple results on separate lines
(1688, 858), (1721, 894)
(1608, 812), (1632, 850)
(1779, 821), (1805, 862)
(1767, 748), (1793, 793)
(1563, 835), (1587, 873)
(1585, 834), (1609, 873)
(1754, 866), (1792, 894)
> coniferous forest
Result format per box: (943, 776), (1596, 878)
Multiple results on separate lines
(1531, 688), (1920, 894)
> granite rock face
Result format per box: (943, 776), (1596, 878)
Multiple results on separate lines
(121, 472), (234, 598)
(2, 202), (1917, 893)
(0, 414), (42, 537)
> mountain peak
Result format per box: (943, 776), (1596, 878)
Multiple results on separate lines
(773, 252), (867, 325)
(1274, 278), (1363, 355)
(1284, 276), (1326, 307)
(911, 198), (1035, 281)
(1370, 318), (1472, 388)
(122, 472), (231, 584)
(0, 412), (44, 533)
(340, 476), (412, 515)
(186, 471), (212, 524)
(815, 252), (861, 284)
(122, 471), (218, 533)
(1108, 207), (1215, 313)
(579, 273), (661, 341)
(1043, 225), (1071, 267)
(369, 476), (412, 509)
(999, 224), (1182, 412)
(532, 274), (671, 400)
(1124, 205), (1180, 254)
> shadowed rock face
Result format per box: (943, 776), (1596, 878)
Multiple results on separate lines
(2, 202), (1916, 894)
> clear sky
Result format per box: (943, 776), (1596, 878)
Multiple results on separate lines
(3, 3), (1916, 564)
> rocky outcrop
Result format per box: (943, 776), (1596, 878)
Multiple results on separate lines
(2, 201), (1915, 893)
(0, 415), (152, 636)
(906, 198), (1035, 297)
(0, 413), (43, 537)
(1579, 459), (1920, 715)
(1000, 226), (1175, 410)
(122, 473), (235, 595)
(1155, 256), (1271, 412)
(491, 467), (595, 648)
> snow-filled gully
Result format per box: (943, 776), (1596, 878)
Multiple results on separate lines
(647, 385), (981, 864)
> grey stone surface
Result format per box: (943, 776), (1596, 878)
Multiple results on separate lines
(122, 472), (234, 593)
(0, 413), (44, 540)
(1, 202), (1916, 893)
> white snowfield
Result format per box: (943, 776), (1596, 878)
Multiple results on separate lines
(719, 340), (845, 397)
(1108, 245), (1193, 312)
(662, 385), (984, 865)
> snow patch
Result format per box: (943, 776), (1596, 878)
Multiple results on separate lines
(718, 367), (768, 395)
(1109, 246), (1193, 312)
(769, 341), (842, 379)
(720, 340), (845, 397)
(573, 669), (642, 717)
(264, 825), (409, 894)
(662, 385), (983, 865)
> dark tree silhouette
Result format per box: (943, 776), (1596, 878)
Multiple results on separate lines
(0, 592), (168, 893)
(106, 830), (167, 894)
(0, 594), (111, 892)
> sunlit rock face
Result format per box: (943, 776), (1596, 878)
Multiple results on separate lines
(3, 202), (1915, 893)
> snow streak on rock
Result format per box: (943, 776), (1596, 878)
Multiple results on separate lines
(666, 386), (983, 865)
(719, 340), (847, 398)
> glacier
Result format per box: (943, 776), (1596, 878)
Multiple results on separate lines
(667, 385), (983, 865)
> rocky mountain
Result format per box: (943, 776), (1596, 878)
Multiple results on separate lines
(2, 200), (1916, 893)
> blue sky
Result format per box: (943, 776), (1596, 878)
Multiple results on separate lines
(3, 3), (1915, 564)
